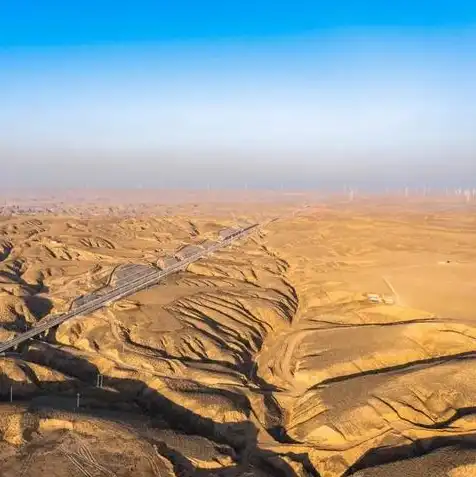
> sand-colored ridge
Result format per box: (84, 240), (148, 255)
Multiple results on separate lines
(0, 197), (476, 475)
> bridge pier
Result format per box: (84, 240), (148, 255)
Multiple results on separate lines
(0, 221), (263, 355)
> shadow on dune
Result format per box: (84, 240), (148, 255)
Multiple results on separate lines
(0, 345), (315, 477)
(0, 243), (13, 262)
(8, 343), (476, 476)
(0, 270), (29, 285)
(309, 352), (476, 390)
(345, 434), (476, 476)
(24, 295), (54, 320)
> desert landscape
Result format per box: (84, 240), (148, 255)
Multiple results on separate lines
(1, 191), (476, 477)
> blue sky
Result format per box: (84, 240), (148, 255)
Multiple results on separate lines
(1, 1), (476, 46)
(1, 1), (476, 189)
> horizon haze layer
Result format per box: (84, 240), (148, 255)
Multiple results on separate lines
(1, 2), (475, 189)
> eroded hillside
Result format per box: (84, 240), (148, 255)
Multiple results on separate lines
(1, 201), (476, 476)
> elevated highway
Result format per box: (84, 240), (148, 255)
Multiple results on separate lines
(0, 223), (260, 354)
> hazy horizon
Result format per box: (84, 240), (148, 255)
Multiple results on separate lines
(1, 2), (475, 189)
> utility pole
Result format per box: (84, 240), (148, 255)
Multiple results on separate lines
(9, 385), (12, 403)
(76, 393), (80, 409)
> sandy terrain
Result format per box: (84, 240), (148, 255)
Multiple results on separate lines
(1, 195), (476, 476)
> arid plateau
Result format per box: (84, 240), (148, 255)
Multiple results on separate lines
(1, 192), (476, 477)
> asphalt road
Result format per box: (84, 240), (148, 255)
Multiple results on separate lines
(0, 224), (259, 353)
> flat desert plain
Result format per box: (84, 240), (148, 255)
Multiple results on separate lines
(1, 195), (476, 477)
